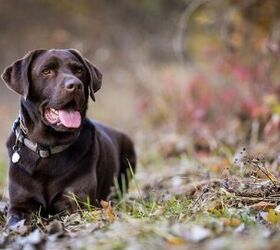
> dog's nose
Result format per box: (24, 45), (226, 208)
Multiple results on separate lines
(64, 79), (83, 92)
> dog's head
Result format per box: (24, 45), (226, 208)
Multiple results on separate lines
(1, 49), (102, 132)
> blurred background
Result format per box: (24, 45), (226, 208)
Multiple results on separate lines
(0, 0), (279, 189)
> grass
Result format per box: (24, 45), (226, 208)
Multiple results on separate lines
(1, 142), (280, 249)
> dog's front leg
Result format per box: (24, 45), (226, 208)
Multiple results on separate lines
(6, 175), (43, 227)
(6, 199), (41, 227)
(51, 188), (97, 215)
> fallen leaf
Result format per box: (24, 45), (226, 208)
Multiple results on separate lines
(101, 200), (116, 223)
(249, 201), (276, 211)
(230, 218), (241, 227)
(266, 209), (280, 224)
(100, 200), (109, 209)
(208, 201), (223, 213)
(166, 235), (185, 245)
(220, 217), (241, 227)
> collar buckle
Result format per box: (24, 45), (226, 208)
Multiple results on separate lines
(36, 145), (51, 158)
(12, 116), (74, 158)
(12, 117), (20, 134)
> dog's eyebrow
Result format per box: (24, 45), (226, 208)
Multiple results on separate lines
(40, 57), (60, 69)
(69, 62), (84, 68)
(43, 56), (59, 63)
(43, 61), (59, 69)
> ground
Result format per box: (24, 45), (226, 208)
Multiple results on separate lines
(1, 131), (280, 250)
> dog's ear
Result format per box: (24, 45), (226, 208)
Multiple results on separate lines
(69, 49), (102, 102)
(1, 50), (44, 100)
(85, 58), (102, 102)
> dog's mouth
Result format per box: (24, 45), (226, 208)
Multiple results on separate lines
(43, 101), (82, 129)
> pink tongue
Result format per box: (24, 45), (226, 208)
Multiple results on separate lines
(58, 110), (81, 128)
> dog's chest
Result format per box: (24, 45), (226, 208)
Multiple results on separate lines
(32, 152), (96, 208)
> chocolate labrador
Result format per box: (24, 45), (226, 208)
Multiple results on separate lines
(1, 49), (136, 226)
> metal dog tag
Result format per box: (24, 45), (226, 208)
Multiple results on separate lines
(12, 152), (20, 163)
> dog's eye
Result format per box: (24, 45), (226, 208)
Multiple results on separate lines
(74, 67), (83, 74)
(42, 68), (52, 75)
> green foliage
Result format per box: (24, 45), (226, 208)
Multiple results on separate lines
(0, 159), (7, 188)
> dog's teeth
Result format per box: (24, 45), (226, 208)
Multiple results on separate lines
(50, 108), (58, 113)
(49, 108), (58, 115)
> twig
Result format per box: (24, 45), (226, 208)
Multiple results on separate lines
(173, 0), (210, 64)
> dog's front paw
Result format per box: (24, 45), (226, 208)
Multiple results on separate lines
(4, 213), (29, 233)
(6, 214), (23, 226)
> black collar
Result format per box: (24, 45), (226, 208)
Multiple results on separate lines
(12, 117), (74, 158)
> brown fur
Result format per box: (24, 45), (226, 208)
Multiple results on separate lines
(1, 49), (136, 225)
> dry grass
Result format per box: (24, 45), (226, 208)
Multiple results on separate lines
(1, 136), (280, 249)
